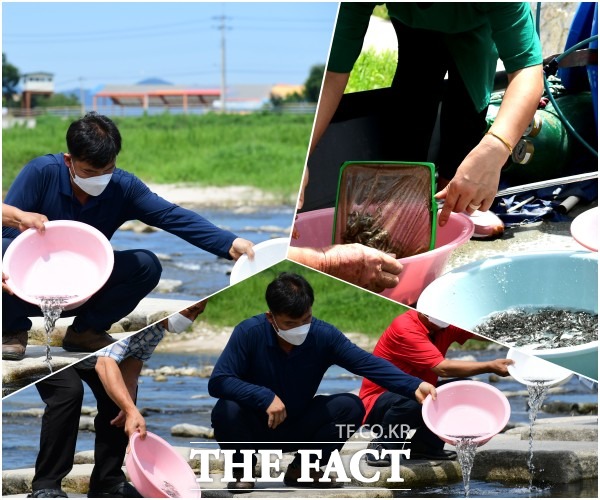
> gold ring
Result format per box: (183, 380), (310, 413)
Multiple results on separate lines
(468, 203), (481, 211)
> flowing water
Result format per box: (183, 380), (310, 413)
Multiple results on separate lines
(525, 380), (551, 489)
(448, 436), (481, 497)
(37, 296), (73, 374)
(475, 307), (598, 350)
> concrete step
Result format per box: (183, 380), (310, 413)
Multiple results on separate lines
(3, 418), (597, 496)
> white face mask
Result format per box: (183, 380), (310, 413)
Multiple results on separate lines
(272, 317), (311, 346)
(167, 312), (194, 333)
(70, 164), (113, 196)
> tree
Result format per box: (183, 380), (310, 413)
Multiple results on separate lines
(303, 64), (325, 103)
(2, 53), (20, 104)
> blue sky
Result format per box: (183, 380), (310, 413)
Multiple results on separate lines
(2, 2), (339, 93)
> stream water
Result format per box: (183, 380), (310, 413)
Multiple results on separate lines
(113, 206), (294, 300)
(2, 349), (597, 497)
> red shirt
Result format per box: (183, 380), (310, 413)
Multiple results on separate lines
(359, 310), (473, 421)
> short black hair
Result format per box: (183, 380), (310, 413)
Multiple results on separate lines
(66, 112), (122, 169)
(265, 272), (314, 318)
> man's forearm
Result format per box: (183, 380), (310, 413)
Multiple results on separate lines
(432, 359), (494, 378)
(95, 357), (139, 414)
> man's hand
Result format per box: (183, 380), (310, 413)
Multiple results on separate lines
(266, 394), (287, 429)
(322, 244), (402, 293)
(229, 238), (255, 261)
(488, 358), (514, 376)
(111, 407), (147, 439)
(415, 382), (437, 404)
(17, 211), (48, 233)
(2, 272), (13, 295)
(2, 204), (48, 233)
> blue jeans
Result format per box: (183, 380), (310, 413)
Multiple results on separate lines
(2, 237), (162, 332)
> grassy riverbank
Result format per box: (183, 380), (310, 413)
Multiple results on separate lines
(203, 261), (408, 337)
(2, 113), (313, 198)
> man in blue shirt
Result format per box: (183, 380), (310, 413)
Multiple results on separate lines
(208, 272), (436, 491)
(2, 112), (253, 360)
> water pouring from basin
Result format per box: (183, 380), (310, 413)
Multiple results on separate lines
(422, 381), (511, 497)
(506, 347), (574, 489)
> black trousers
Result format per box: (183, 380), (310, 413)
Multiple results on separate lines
(389, 18), (489, 181)
(211, 393), (365, 468)
(31, 367), (129, 492)
(365, 390), (443, 452)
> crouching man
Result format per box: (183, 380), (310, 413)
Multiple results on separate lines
(208, 272), (436, 492)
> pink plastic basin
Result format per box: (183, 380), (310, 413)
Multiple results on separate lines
(291, 208), (474, 305)
(125, 431), (200, 498)
(421, 380), (511, 446)
(3, 220), (114, 311)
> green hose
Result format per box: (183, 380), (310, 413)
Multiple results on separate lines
(536, 2), (598, 157)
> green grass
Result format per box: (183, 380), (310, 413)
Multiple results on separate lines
(202, 261), (407, 337)
(2, 112), (313, 198)
(346, 48), (398, 94)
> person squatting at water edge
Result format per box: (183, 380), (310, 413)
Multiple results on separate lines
(26, 301), (208, 499)
(207, 272), (437, 492)
(1, 112), (254, 361)
(294, 3), (544, 286)
(359, 309), (514, 465)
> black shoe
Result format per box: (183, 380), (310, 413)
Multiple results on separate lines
(87, 482), (142, 498)
(364, 441), (391, 467)
(28, 489), (68, 498)
(410, 448), (457, 461)
(226, 479), (255, 493)
(2, 330), (29, 360)
(62, 325), (115, 353)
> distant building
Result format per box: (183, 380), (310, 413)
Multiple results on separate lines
(21, 72), (54, 110)
(91, 82), (308, 115)
(93, 84), (220, 113)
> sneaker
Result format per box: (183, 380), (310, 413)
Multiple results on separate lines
(283, 462), (342, 488)
(364, 441), (391, 467)
(87, 481), (141, 498)
(2, 330), (28, 360)
(62, 325), (115, 353)
(27, 489), (68, 498)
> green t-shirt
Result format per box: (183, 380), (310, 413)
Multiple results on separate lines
(328, 2), (543, 112)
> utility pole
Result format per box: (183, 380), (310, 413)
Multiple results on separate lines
(214, 13), (231, 114)
(79, 77), (85, 116)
